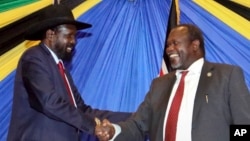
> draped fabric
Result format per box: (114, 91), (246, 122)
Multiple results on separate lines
(0, 71), (15, 140)
(1, 0), (249, 141)
(179, 1), (250, 86)
(0, 0), (38, 12)
(69, 0), (169, 112)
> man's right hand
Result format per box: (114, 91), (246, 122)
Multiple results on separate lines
(95, 118), (115, 141)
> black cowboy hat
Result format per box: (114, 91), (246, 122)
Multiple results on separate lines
(25, 4), (92, 40)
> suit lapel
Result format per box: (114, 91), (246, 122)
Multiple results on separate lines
(39, 43), (52, 56)
(192, 61), (214, 126)
(39, 43), (73, 99)
(159, 72), (177, 115)
(155, 72), (177, 141)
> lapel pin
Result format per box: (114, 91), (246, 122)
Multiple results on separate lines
(207, 72), (212, 77)
(205, 94), (208, 104)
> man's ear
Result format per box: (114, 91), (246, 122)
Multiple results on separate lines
(192, 39), (200, 51)
(46, 29), (54, 41)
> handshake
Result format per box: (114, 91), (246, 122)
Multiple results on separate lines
(95, 118), (116, 141)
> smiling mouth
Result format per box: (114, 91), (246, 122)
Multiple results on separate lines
(168, 53), (179, 58)
(66, 47), (73, 53)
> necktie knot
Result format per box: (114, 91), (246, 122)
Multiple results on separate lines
(180, 71), (188, 79)
(58, 60), (65, 70)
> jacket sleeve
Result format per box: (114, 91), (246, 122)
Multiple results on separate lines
(228, 66), (250, 123)
(22, 55), (96, 134)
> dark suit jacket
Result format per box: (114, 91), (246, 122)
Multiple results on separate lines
(115, 61), (250, 141)
(7, 43), (130, 141)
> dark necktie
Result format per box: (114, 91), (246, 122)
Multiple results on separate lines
(165, 71), (188, 141)
(57, 60), (76, 107)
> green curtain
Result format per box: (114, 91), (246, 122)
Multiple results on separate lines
(0, 0), (38, 12)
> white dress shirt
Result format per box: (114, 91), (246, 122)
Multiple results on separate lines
(163, 58), (204, 141)
(111, 58), (204, 141)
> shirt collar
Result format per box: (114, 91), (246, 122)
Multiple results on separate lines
(187, 58), (204, 74)
(44, 44), (60, 64)
(176, 58), (204, 75)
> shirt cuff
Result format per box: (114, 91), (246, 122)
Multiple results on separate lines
(109, 123), (121, 141)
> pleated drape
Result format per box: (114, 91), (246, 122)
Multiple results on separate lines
(1, 1), (249, 141)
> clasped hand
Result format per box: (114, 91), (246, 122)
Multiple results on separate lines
(95, 118), (115, 141)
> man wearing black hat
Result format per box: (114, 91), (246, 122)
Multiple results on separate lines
(7, 5), (130, 141)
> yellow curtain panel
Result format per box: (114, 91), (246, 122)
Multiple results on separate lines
(194, 0), (250, 39)
(0, 0), (52, 28)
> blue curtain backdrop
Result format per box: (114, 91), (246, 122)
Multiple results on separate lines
(1, 0), (249, 141)
(70, 0), (169, 112)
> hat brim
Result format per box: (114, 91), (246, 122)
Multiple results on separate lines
(25, 18), (92, 40)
